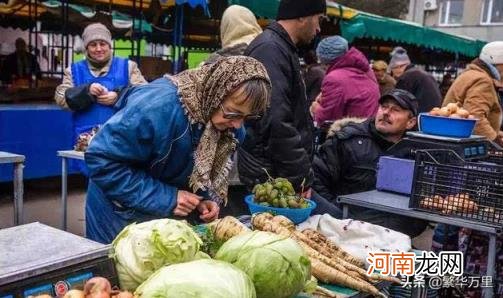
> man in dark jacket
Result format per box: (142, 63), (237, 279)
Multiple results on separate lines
(313, 89), (427, 237)
(238, 0), (325, 195)
(389, 47), (442, 113)
(1, 38), (41, 84)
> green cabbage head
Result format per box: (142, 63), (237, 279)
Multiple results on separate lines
(110, 219), (202, 291)
(134, 259), (256, 298)
(215, 231), (311, 298)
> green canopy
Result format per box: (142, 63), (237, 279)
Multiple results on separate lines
(228, 0), (486, 58)
(339, 11), (485, 57)
(228, 0), (279, 19)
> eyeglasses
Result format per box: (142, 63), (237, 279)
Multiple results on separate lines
(220, 104), (261, 120)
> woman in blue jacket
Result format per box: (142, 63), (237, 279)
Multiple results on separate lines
(85, 56), (271, 243)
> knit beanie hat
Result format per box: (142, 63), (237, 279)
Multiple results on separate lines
(388, 46), (411, 69)
(479, 41), (503, 65)
(82, 23), (112, 48)
(316, 35), (349, 65)
(277, 0), (326, 20)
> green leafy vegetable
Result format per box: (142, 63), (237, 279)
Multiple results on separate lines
(134, 259), (256, 298)
(110, 219), (202, 291)
(215, 231), (311, 298)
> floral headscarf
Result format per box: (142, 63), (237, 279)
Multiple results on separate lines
(169, 56), (270, 204)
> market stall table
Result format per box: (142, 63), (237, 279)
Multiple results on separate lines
(0, 222), (116, 297)
(0, 151), (25, 225)
(0, 104), (73, 182)
(337, 190), (501, 298)
(57, 150), (84, 231)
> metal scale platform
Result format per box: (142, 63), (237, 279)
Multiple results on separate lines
(389, 131), (491, 160)
(0, 223), (117, 298)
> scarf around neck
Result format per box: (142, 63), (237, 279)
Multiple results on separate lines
(169, 56), (270, 204)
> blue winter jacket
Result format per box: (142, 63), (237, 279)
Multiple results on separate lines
(84, 78), (245, 244)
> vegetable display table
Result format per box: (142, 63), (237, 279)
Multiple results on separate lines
(57, 150), (85, 231)
(0, 151), (25, 225)
(338, 190), (501, 298)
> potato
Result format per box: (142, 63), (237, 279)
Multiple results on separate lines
(429, 107), (441, 116)
(438, 107), (451, 117)
(449, 113), (463, 118)
(468, 114), (476, 119)
(64, 290), (85, 298)
(445, 103), (459, 114)
(456, 108), (470, 118)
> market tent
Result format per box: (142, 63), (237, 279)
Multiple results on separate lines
(228, 0), (485, 58)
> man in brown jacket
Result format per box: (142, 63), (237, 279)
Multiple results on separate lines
(443, 41), (503, 145)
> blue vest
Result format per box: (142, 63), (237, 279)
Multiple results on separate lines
(71, 57), (129, 136)
(71, 57), (129, 175)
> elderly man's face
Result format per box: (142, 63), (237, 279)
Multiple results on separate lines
(375, 98), (416, 138)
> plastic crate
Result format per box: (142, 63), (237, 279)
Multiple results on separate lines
(483, 149), (503, 165)
(410, 149), (503, 225)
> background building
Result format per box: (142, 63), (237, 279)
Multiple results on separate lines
(408, 0), (503, 41)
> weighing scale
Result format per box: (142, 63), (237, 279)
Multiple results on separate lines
(377, 131), (495, 195)
(0, 223), (117, 298)
(388, 131), (491, 160)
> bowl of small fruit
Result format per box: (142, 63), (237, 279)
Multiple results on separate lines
(245, 177), (317, 224)
(420, 103), (478, 138)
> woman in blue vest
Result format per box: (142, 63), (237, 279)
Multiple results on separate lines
(85, 56), (271, 243)
(54, 23), (147, 172)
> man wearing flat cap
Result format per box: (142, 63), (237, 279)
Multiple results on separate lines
(313, 89), (428, 237)
(238, 0), (326, 196)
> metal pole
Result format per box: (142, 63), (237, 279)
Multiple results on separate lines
(131, 0), (137, 59)
(137, 0), (143, 62)
(483, 233), (497, 298)
(13, 162), (24, 225)
(61, 157), (68, 231)
(64, 0), (70, 67)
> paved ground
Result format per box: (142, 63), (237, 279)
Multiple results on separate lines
(0, 176), (433, 250)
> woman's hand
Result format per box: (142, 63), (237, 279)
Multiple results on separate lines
(197, 200), (220, 222)
(97, 91), (118, 106)
(173, 190), (201, 216)
(89, 83), (108, 96)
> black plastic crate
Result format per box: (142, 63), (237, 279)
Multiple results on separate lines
(484, 149), (503, 165)
(410, 149), (503, 225)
